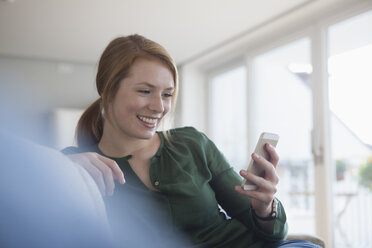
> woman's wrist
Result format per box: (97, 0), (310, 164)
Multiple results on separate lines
(253, 204), (272, 217)
(251, 198), (278, 221)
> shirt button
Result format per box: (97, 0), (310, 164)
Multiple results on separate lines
(154, 181), (160, 186)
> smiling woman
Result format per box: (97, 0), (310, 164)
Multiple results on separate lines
(61, 34), (320, 248)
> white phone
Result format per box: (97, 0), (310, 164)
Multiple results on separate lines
(241, 132), (279, 190)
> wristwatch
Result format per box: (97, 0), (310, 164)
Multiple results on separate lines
(251, 198), (278, 221)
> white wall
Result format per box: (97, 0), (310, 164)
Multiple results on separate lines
(0, 56), (97, 147)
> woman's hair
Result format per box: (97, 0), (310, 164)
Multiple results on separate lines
(76, 34), (178, 147)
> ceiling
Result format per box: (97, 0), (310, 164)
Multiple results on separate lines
(0, 0), (317, 65)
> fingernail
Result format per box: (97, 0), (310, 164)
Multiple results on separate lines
(241, 170), (247, 176)
(252, 153), (259, 159)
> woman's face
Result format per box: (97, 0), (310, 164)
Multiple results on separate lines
(107, 57), (175, 140)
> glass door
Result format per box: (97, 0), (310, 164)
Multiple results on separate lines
(327, 10), (372, 248)
(249, 38), (315, 235)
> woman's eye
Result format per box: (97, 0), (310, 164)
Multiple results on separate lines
(138, 89), (150, 94)
(163, 93), (173, 98)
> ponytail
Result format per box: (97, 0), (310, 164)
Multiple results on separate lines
(75, 99), (103, 147)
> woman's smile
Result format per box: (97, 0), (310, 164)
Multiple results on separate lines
(137, 115), (159, 128)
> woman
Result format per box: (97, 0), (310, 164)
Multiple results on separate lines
(62, 34), (319, 248)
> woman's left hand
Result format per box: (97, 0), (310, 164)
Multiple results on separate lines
(235, 143), (279, 217)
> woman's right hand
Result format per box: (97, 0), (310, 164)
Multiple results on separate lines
(67, 152), (125, 196)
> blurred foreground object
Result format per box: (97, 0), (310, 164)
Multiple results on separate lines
(0, 132), (113, 248)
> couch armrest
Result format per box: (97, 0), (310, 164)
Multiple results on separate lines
(287, 234), (325, 247)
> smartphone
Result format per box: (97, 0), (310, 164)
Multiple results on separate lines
(241, 132), (279, 190)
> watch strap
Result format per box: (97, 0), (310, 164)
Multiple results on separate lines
(251, 198), (278, 221)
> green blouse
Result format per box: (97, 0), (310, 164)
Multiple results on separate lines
(62, 126), (287, 247)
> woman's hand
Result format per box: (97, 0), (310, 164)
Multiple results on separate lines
(67, 152), (125, 197)
(235, 143), (279, 217)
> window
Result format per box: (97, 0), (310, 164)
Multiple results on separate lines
(250, 38), (315, 235)
(209, 66), (247, 171)
(328, 10), (372, 248)
(201, 4), (372, 247)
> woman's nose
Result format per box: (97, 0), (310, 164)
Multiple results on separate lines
(149, 95), (164, 113)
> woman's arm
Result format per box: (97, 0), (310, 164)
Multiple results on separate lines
(203, 133), (287, 241)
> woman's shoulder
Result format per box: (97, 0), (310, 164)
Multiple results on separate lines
(163, 126), (214, 151)
(167, 126), (207, 141)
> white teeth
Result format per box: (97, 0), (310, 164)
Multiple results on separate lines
(138, 116), (157, 124)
